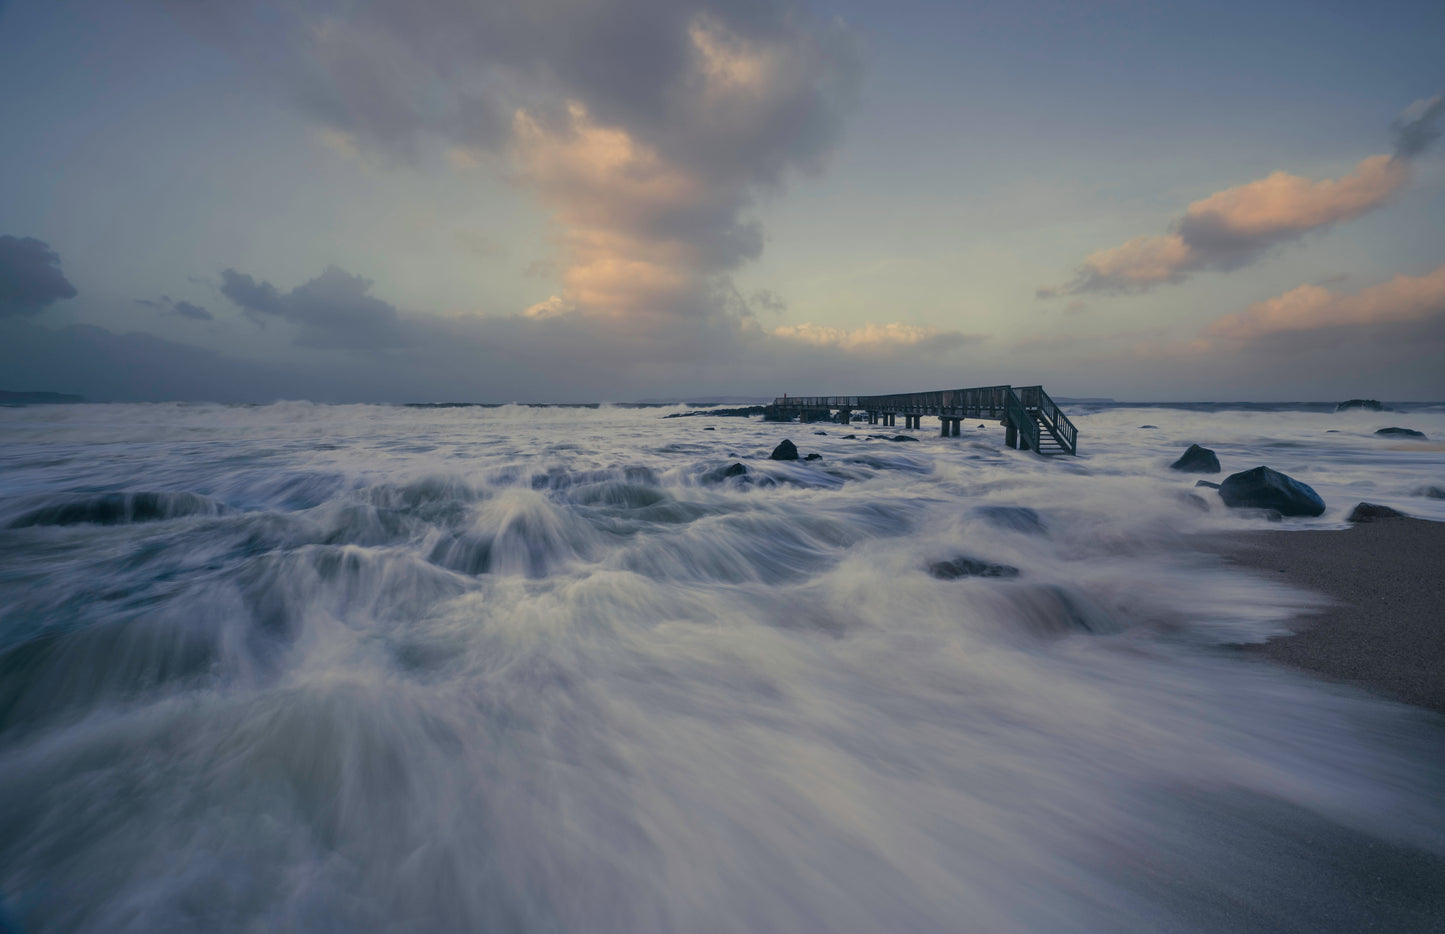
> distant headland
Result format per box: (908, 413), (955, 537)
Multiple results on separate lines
(0, 390), (85, 405)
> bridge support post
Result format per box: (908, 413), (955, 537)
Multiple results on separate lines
(951, 419), (960, 437)
(1005, 421), (1018, 448)
(940, 419), (949, 437)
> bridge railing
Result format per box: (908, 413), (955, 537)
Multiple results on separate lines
(1005, 388), (1040, 451)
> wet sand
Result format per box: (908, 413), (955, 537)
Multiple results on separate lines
(1205, 516), (1445, 713)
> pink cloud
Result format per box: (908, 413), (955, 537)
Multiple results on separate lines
(1204, 263), (1445, 343)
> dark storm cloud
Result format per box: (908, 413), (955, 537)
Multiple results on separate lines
(138, 295), (215, 321)
(1391, 94), (1445, 159)
(0, 236), (78, 316)
(221, 266), (411, 349)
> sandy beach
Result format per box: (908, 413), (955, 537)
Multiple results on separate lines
(1205, 516), (1445, 713)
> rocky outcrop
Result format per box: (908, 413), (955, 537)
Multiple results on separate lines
(769, 439), (799, 461)
(1169, 444), (1221, 473)
(974, 506), (1048, 535)
(1217, 466), (1326, 517)
(928, 556), (1020, 580)
(1347, 502), (1407, 522)
(723, 463), (748, 477)
(1375, 427), (1427, 438)
(1336, 399), (1382, 411)
(1195, 480), (1221, 489)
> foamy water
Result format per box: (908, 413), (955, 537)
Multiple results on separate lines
(2, 401), (1443, 932)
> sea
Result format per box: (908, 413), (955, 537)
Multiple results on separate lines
(1, 400), (1443, 933)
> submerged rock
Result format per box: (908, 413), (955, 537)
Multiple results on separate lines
(1195, 480), (1221, 489)
(1412, 485), (1445, 499)
(1347, 502), (1407, 522)
(1138, 425), (1158, 430)
(842, 434), (857, 440)
(703, 426), (715, 430)
(929, 556), (1020, 580)
(769, 439), (799, 461)
(1375, 427), (1427, 438)
(1170, 443), (1221, 473)
(723, 462), (748, 477)
(1217, 466), (1326, 517)
(890, 435), (919, 443)
(804, 453), (822, 461)
(1336, 398), (1382, 412)
(975, 505), (1048, 535)
(1177, 492), (1210, 511)
(813, 430), (827, 435)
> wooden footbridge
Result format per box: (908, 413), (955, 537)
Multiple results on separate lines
(765, 385), (1079, 455)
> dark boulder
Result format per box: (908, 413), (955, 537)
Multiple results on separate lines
(1169, 443), (1221, 473)
(769, 439), (799, 461)
(1217, 466), (1326, 517)
(842, 434), (856, 440)
(1412, 485), (1445, 499)
(1195, 480), (1221, 489)
(703, 426), (715, 430)
(890, 435), (919, 443)
(804, 453), (822, 461)
(1375, 427), (1427, 438)
(1139, 425), (1158, 429)
(929, 556), (1020, 580)
(1347, 502), (1407, 522)
(1336, 399), (1382, 412)
(723, 462), (748, 478)
(975, 505), (1048, 535)
(813, 430), (827, 435)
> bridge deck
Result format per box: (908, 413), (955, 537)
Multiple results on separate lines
(766, 384), (1078, 455)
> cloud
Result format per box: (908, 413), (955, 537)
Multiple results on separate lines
(1043, 95), (1442, 296)
(770, 321), (979, 354)
(0, 236), (78, 317)
(1201, 263), (1445, 345)
(138, 295), (215, 321)
(220, 266), (412, 349)
(165, 0), (863, 323)
(1392, 94), (1445, 159)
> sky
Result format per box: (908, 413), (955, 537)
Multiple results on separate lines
(1, 0), (1442, 403)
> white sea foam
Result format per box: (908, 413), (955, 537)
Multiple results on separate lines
(1, 401), (1443, 932)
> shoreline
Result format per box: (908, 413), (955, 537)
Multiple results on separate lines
(1200, 516), (1445, 713)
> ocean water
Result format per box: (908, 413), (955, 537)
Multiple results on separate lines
(1, 401), (1444, 933)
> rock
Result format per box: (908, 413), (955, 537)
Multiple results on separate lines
(1336, 399), (1382, 412)
(1412, 485), (1445, 499)
(929, 556), (1020, 580)
(1177, 492), (1210, 511)
(975, 505), (1048, 535)
(1139, 425), (1158, 429)
(804, 453), (822, 461)
(1217, 466), (1326, 517)
(1375, 427), (1427, 438)
(813, 430), (827, 435)
(1195, 480), (1221, 489)
(1169, 443), (1221, 473)
(1348, 497), (1409, 519)
(1347, 502), (1407, 522)
(890, 435), (918, 443)
(703, 427), (715, 430)
(723, 462), (748, 477)
(769, 439), (799, 461)
(842, 434), (856, 440)
(1325, 429), (1339, 433)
